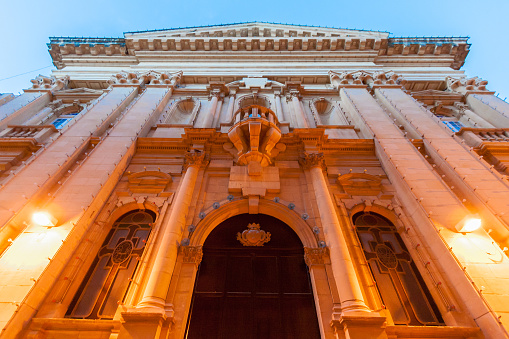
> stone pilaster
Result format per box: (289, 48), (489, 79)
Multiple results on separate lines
(340, 86), (509, 338)
(299, 152), (371, 314)
(137, 149), (206, 310)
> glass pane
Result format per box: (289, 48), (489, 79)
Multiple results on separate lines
(72, 256), (110, 318)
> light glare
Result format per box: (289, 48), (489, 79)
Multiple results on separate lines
(455, 216), (482, 233)
(32, 212), (57, 227)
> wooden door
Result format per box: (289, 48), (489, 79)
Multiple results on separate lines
(186, 214), (321, 339)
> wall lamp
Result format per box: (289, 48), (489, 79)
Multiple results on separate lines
(455, 215), (482, 233)
(32, 211), (58, 227)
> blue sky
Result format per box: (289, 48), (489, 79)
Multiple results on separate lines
(1, 0), (508, 99)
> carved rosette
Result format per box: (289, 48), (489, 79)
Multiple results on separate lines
(446, 76), (489, 94)
(237, 223), (271, 246)
(298, 152), (325, 170)
(29, 75), (69, 92)
(184, 150), (207, 170)
(179, 245), (203, 265)
(227, 105), (282, 166)
(304, 247), (330, 267)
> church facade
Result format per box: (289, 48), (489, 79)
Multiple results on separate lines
(0, 22), (509, 338)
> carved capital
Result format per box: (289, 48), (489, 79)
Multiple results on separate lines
(372, 71), (407, 88)
(144, 70), (183, 86)
(108, 70), (182, 87)
(329, 70), (371, 88)
(28, 75), (69, 92)
(179, 245), (203, 265)
(184, 150), (207, 170)
(304, 247), (330, 266)
(299, 152), (325, 170)
(446, 76), (490, 94)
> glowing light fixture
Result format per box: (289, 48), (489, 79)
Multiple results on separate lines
(32, 211), (58, 227)
(455, 215), (482, 233)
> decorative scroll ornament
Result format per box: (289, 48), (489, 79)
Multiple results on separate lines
(372, 71), (407, 87)
(29, 75), (69, 92)
(329, 70), (406, 88)
(298, 152), (325, 170)
(446, 76), (489, 94)
(237, 223), (271, 246)
(184, 149), (207, 169)
(108, 70), (183, 86)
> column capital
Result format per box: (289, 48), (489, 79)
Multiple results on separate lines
(446, 76), (494, 95)
(184, 150), (208, 170)
(107, 70), (183, 87)
(304, 247), (330, 267)
(179, 245), (203, 265)
(299, 152), (325, 170)
(25, 75), (69, 93)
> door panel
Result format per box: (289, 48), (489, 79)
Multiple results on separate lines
(186, 214), (320, 339)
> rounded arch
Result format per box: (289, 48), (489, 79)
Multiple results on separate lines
(191, 198), (318, 248)
(235, 93), (272, 111)
(107, 200), (160, 228)
(349, 202), (398, 225)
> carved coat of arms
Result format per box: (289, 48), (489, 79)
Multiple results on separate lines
(237, 223), (271, 246)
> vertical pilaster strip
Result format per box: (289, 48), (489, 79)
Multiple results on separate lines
(299, 153), (370, 314)
(375, 87), (509, 230)
(137, 150), (206, 311)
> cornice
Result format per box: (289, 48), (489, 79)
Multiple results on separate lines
(47, 24), (470, 70)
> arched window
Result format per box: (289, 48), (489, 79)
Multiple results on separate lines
(67, 210), (155, 319)
(353, 212), (443, 325)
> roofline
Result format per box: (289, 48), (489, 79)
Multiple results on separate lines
(123, 21), (390, 35)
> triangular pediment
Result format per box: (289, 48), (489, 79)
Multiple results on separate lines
(124, 22), (389, 40)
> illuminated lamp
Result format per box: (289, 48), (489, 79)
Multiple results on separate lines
(455, 215), (482, 233)
(32, 211), (58, 227)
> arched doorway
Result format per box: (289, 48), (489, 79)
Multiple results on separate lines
(186, 214), (321, 339)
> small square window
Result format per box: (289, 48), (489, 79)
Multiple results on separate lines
(443, 121), (464, 133)
(52, 118), (71, 129)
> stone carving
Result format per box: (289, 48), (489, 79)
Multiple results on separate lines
(329, 70), (406, 88)
(227, 105), (282, 166)
(127, 171), (172, 194)
(184, 149), (207, 169)
(179, 245), (203, 264)
(372, 71), (407, 87)
(237, 223), (271, 246)
(108, 70), (183, 86)
(29, 75), (69, 92)
(298, 152), (325, 170)
(446, 76), (489, 94)
(329, 70), (373, 87)
(304, 247), (330, 266)
(337, 172), (383, 196)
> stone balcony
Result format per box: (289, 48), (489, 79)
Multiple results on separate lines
(457, 128), (509, 174)
(0, 124), (57, 143)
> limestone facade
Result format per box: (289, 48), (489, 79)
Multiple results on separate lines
(0, 22), (508, 338)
